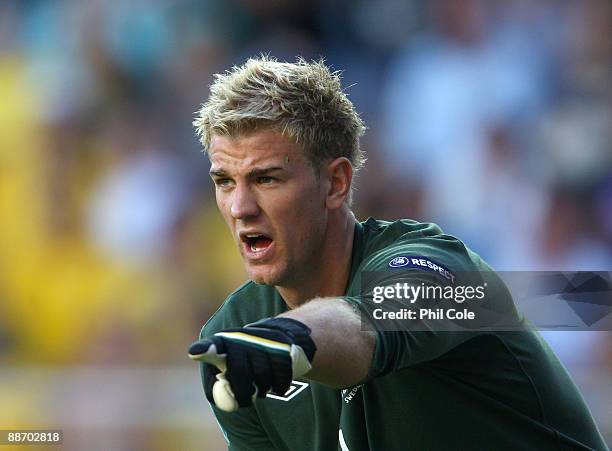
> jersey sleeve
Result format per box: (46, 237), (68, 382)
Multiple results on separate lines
(345, 241), (507, 380)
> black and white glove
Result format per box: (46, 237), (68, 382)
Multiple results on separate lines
(188, 317), (316, 412)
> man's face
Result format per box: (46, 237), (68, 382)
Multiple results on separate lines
(209, 129), (328, 286)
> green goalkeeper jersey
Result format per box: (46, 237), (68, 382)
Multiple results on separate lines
(199, 218), (607, 451)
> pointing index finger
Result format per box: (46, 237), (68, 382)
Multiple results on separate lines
(188, 338), (228, 371)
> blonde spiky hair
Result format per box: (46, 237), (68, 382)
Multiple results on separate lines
(193, 55), (366, 173)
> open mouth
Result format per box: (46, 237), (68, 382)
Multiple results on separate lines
(242, 233), (273, 253)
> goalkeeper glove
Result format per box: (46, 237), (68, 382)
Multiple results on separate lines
(188, 317), (316, 411)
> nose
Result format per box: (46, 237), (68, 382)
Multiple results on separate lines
(230, 184), (260, 220)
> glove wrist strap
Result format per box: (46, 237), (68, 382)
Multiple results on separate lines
(248, 317), (317, 362)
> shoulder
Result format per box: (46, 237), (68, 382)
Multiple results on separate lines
(200, 281), (283, 338)
(359, 217), (488, 274)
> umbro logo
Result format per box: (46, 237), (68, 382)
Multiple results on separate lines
(267, 381), (309, 401)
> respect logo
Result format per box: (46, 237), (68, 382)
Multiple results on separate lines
(387, 256), (455, 283)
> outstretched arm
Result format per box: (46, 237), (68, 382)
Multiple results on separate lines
(280, 297), (375, 388)
(188, 296), (375, 412)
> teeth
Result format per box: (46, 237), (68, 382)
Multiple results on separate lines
(243, 233), (269, 253)
(246, 234), (263, 253)
(250, 242), (265, 253)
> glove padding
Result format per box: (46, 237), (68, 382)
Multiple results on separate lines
(188, 317), (316, 410)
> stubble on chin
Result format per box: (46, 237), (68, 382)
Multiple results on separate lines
(245, 264), (285, 286)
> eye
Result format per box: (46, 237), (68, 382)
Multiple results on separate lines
(257, 176), (277, 185)
(214, 178), (234, 188)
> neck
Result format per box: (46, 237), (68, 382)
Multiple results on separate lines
(277, 206), (357, 309)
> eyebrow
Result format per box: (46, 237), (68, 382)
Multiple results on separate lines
(209, 166), (285, 178)
(209, 168), (228, 177)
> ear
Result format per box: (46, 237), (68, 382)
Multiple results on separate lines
(324, 157), (353, 210)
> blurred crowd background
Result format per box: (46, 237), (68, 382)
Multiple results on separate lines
(0, 0), (610, 449)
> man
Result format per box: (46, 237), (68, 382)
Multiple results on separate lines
(188, 56), (607, 450)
